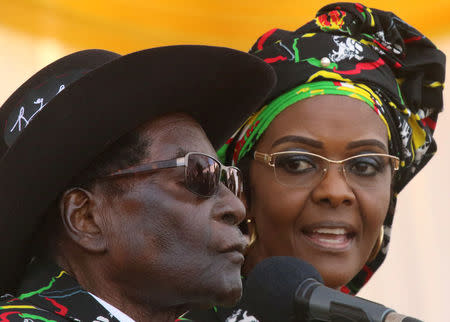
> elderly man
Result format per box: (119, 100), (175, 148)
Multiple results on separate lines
(0, 46), (275, 321)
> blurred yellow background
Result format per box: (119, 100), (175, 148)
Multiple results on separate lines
(1, 1), (449, 320)
(3, 0), (450, 52)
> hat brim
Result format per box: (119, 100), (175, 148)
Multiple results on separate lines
(0, 45), (275, 292)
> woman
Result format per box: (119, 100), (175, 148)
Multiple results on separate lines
(187, 2), (445, 321)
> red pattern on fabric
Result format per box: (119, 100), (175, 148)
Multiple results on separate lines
(333, 58), (385, 75)
(362, 265), (374, 284)
(373, 104), (380, 114)
(355, 3), (365, 12)
(422, 117), (437, 130)
(317, 14), (331, 27)
(233, 137), (246, 164)
(404, 36), (423, 44)
(0, 311), (20, 321)
(5, 299), (18, 303)
(317, 10), (346, 29)
(340, 285), (351, 294)
(329, 10), (345, 26)
(372, 39), (388, 51)
(257, 28), (277, 50)
(394, 61), (402, 69)
(232, 120), (260, 164)
(45, 297), (68, 316)
(333, 81), (342, 86)
(264, 56), (288, 63)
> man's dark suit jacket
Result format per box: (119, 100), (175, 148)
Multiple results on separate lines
(0, 259), (121, 321)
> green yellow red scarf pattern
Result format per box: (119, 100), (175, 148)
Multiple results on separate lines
(218, 2), (445, 296)
(217, 80), (391, 165)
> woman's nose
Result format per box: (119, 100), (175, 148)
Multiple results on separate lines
(311, 164), (356, 207)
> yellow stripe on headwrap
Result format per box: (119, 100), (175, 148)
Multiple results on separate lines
(408, 115), (427, 149)
(302, 33), (316, 38)
(217, 80), (394, 165)
(306, 70), (352, 83)
(426, 81), (444, 88)
(366, 8), (375, 27)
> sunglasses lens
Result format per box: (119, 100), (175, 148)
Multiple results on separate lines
(221, 167), (243, 198)
(186, 154), (220, 197)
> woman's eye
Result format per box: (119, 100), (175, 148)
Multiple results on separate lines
(276, 155), (316, 173)
(348, 157), (383, 176)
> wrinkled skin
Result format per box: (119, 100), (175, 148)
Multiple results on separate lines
(59, 114), (247, 321)
(243, 95), (392, 289)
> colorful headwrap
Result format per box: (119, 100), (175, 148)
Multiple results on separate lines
(218, 3), (445, 294)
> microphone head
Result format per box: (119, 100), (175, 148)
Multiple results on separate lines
(242, 256), (323, 322)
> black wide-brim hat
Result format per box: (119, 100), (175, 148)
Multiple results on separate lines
(0, 45), (276, 292)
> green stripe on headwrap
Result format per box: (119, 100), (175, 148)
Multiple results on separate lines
(222, 1), (444, 298)
(218, 80), (389, 166)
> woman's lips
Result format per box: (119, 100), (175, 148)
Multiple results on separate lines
(302, 226), (356, 251)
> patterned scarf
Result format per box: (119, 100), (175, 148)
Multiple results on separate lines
(217, 80), (392, 165)
(219, 2), (445, 294)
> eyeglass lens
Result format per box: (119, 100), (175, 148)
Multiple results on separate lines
(185, 153), (242, 197)
(273, 152), (394, 189)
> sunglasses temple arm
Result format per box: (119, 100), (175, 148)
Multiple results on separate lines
(105, 159), (182, 178)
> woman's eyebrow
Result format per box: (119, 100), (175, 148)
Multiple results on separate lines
(346, 139), (388, 152)
(271, 135), (323, 148)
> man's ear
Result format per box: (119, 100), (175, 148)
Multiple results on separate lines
(60, 187), (107, 253)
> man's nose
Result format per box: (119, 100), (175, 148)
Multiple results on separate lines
(214, 183), (246, 226)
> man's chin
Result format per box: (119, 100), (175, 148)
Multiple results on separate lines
(213, 278), (243, 307)
(185, 275), (243, 309)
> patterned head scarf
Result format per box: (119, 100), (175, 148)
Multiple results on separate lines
(218, 3), (445, 294)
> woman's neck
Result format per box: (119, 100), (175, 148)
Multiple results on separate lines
(242, 242), (266, 276)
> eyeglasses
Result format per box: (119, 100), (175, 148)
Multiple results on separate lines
(254, 150), (400, 189)
(98, 152), (242, 198)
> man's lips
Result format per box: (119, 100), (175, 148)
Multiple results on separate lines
(225, 251), (245, 265)
(220, 242), (246, 264)
(301, 223), (357, 251)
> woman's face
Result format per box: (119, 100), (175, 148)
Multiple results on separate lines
(245, 95), (392, 289)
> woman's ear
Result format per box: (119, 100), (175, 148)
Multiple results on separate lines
(60, 187), (107, 253)
(244, 193), (257, 248)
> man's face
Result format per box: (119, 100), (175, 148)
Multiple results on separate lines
(93, 114), (246, 308)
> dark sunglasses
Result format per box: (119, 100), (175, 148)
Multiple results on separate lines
(98, 152), (243, 198)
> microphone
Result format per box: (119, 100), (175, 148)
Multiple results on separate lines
(233, 256), (422, 322)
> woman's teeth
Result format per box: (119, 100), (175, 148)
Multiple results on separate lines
(304, 227), (354, 250)
(313, 227), (347, 235)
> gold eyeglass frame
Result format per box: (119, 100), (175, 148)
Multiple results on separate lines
(254, 150), (400, 187)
